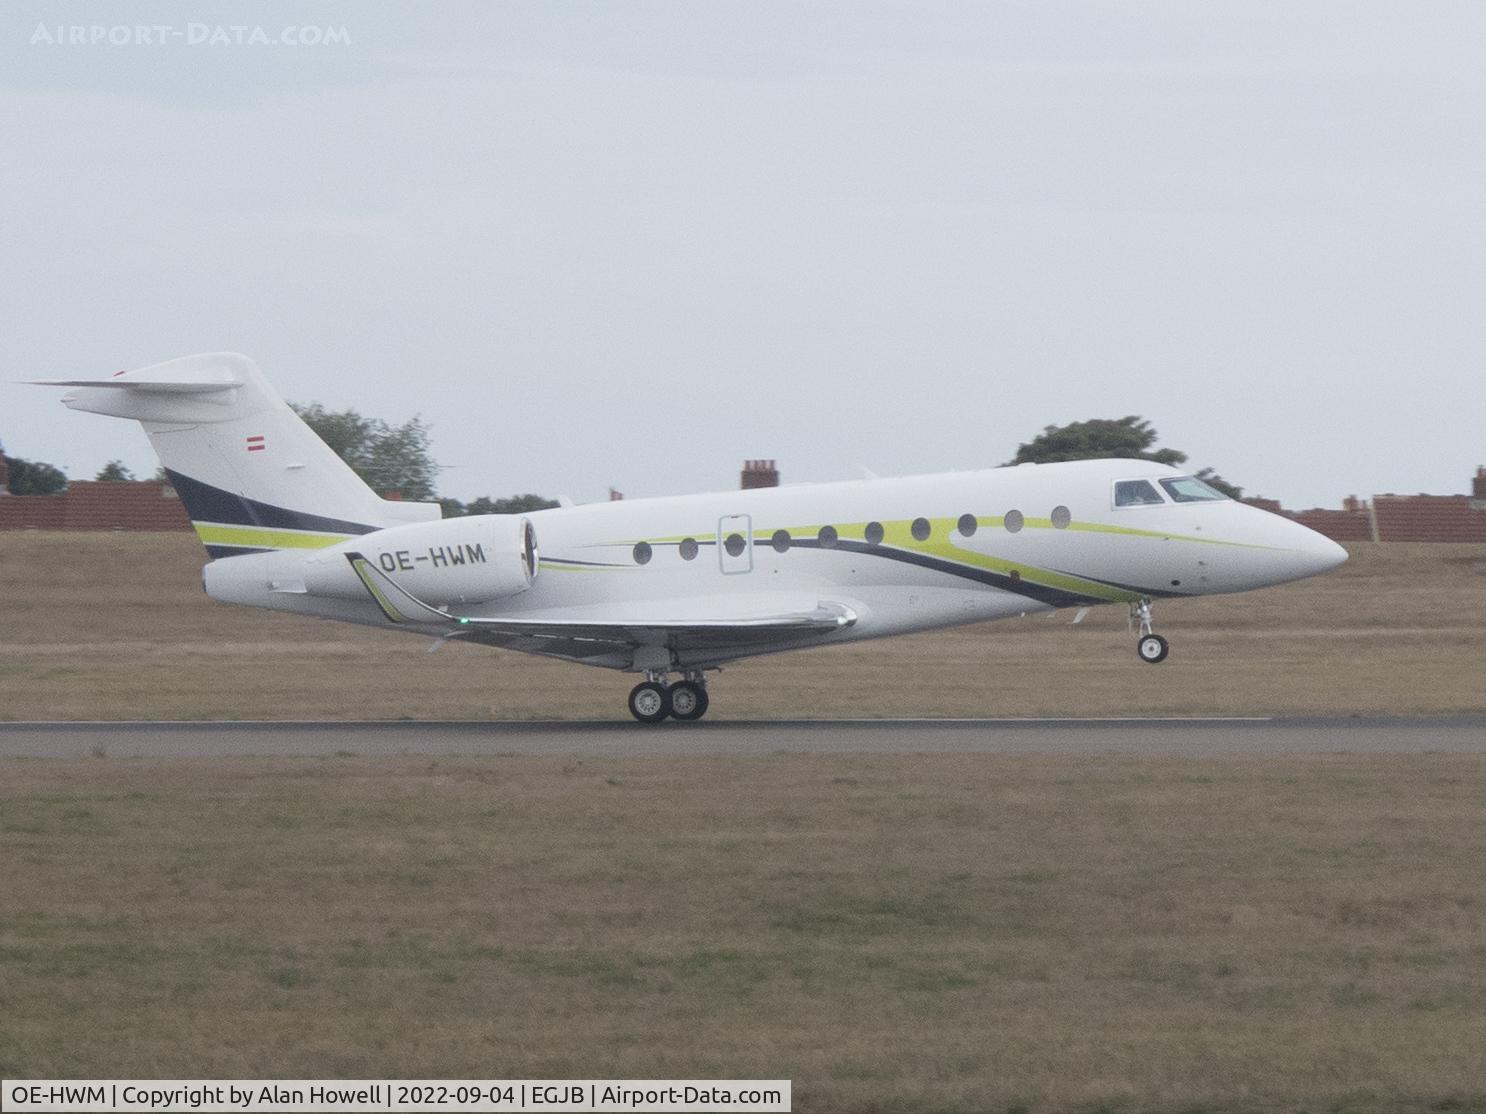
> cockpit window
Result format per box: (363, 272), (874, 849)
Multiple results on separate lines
(1160, 476), (1229, 503)
(1113, 479), (1165, 507)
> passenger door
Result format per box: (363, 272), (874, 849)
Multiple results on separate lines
(717, 514), (753, 575)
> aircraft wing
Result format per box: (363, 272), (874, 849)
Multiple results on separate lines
(344, 552), (856, 665)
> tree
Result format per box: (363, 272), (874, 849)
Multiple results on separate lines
(290, 402), (439, 502)
(440, 494), (560, 518)
(95, 460), (136, 482)
(1007, 416), (1185, 467)
(1006, 416), (1243, 499)
(1, 442), (68, 495)
(1192, 467), (1243, 500)
(466, 494), (560, 516)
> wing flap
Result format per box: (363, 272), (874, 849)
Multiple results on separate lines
(343, 552), (856, 651)
(453, 606), (857, 646)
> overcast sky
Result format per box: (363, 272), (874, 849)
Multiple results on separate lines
(2, 2), (1482, 508)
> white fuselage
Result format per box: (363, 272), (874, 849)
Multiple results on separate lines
(206, 458), (1346, 672)
(41, 352), (1348, 716)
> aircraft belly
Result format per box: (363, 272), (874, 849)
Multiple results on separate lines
(844, 585), (1051, 638)
(458, 620), (851, 672)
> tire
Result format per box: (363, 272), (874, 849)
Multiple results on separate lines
(668, 681), (709, 721)
(1137, 634), (1170, 664)
(627, 681), (671, 723)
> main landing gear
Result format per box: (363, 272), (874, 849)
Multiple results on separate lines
(627, 672), (711, 723)
(1131, 598), (1170, 664)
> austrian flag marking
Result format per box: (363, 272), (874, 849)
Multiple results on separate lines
(245, 435), (266, 453)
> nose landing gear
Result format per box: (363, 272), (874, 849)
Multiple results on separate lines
(627, 671), (712, 723)
(1131, 599), (1170, 664)
(1138, 634), (1170, 663)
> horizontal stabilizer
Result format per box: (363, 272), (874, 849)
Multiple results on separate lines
(30, 376), (237, 393)
(34, 352), (442, 546)
(31, 357), (241, 394)
(31, 353), (252, 422)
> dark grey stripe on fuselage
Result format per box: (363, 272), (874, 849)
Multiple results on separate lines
(204, 543), (272, 560)
(783, 537), (1173, 607)
(166, 469), (378, 538)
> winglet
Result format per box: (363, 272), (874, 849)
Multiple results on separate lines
(345, 553), (456, 625)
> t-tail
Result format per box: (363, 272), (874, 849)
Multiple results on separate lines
(34, 352), (441, 558)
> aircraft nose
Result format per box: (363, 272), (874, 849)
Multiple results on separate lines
(1290, 523), (1348, 576)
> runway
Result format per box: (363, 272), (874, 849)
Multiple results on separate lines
(2, 717), (1485, 757)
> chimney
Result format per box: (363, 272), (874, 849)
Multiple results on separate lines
(609, 488), (624, 501)
(741, 459), (779, 490)
(1473, 466), (1486, 501)
(1342, 495), (1361, 513)
(0, 449), (8, 494)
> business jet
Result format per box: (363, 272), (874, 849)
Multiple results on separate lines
(37, 353), (1347, 722)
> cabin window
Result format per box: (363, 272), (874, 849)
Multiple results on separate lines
(911, 517), (931, 541)
(633, 542), (653, 565)
(1051, 505), (1071, 529)
(771, 529), (791, 553)
(864, 521), (884, 545)
(1004, 509), (1024, 533)
(1160, 476), (1229, 503)
(1113, 479), (1165, 507)
(818, 525), (839, 549)
(678, 537), (699, 561)
(724, 533), (746, 557)
(957, 513), (977, 537)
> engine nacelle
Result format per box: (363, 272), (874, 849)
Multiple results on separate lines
(304, 515), (538, 607)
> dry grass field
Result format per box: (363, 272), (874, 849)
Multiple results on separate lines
(3, 532), (1485, 1111)
(1, 532), (1483, 720)
(3, 752), (1485, 1112)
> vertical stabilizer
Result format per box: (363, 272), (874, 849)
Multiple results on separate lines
(35, 353), (440, 558)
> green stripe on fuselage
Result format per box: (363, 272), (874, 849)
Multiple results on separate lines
(823, 518), (1139, 603)
(192, 523), (353, 551)
(609, 511), (1270, 602)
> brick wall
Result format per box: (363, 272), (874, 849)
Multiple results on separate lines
(1371, 495), (1486, 543)
(4, 470), (1485, 542)
(0, 493), (66, 529)
(1289, 508), (1374, 542)
(0, 481), (192, 531)
(1248, 482), (1486, 544)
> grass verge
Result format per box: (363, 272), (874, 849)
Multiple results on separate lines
(3, 751), (1485, 1112)
(1, 533), (1484, 720)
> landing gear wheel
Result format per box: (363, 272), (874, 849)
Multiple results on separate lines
(628, 681), (671, 723)
(668, 681), (709, 721)
(1137, 634), (1170, 664)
